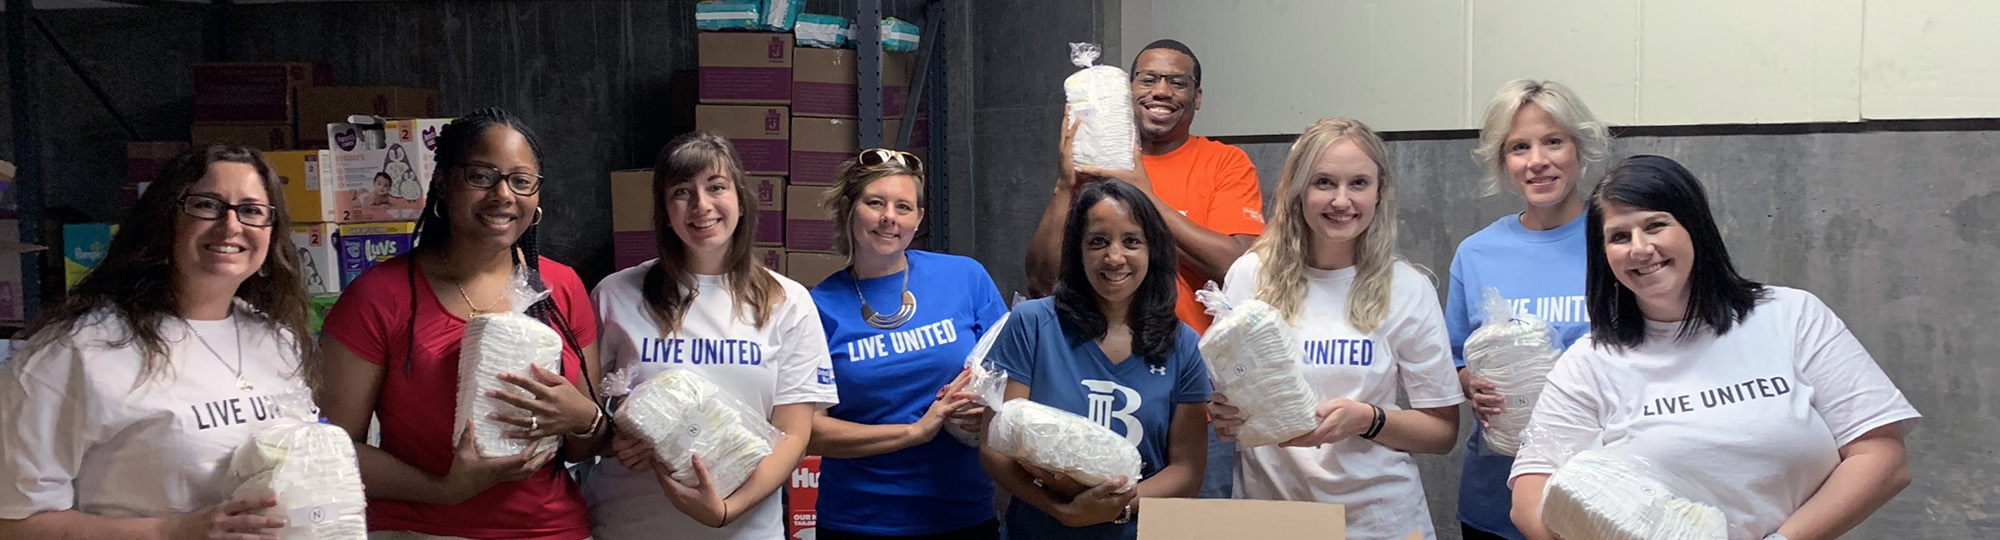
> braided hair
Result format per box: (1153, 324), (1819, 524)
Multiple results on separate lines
(403, 108), (590, 401)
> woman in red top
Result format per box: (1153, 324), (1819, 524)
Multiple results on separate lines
(318, 108), (606, 540)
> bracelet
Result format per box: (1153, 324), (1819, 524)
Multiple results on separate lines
(1359, 404), (1386, 440)
(1113, 503), (1133, 524)
(717, 499), (730, 528)
(571, 405), (605, 437)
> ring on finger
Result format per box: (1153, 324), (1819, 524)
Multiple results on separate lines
(531, 415), (538, 431)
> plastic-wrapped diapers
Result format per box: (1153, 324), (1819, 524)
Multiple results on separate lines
(615, 369), (784, 497)
(794, 13), (851, 48)
(454, 272), (564, 458)
(1064, 43), (1137, 172)
(880, 17), (921, 52)
(944, 313), (1014, 447)
(1194, 286), (1318, 448)
(1542, 449), (1728, 540)
(231, 421), (367, 540)
(987, 399), (1142, 493)
(694, 1), (759, 31)
(1463, 287), (1561, 456)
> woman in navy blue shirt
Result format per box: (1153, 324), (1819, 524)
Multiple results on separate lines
(981, 180), (1211, 540)
(808, 149), (1008, 540)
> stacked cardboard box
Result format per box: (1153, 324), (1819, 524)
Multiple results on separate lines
(298, 87), (440, 149)
(190, 62), (333, 151)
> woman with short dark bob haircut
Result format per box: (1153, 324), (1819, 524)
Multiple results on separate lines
(1509, 155), (1921, 540)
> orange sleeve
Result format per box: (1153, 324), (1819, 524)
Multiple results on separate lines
(1204, 144), (1266, 237)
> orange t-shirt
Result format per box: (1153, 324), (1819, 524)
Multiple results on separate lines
(1142, 136), (1266, 334)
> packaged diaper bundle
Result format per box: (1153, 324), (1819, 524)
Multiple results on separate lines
(987, 399), (1142, 493)
(231, 421), (367, 540)
(1194, 284), (1319, 448)
(694, 1), (760, 31)
(943, 313), (1014, 447)
(611, 369), (784, 497)
(1063, 43), (1137, 172)
(880, 17), (920, 52)
(1463, 287), (1561, 456)
(1542, 449), (1729, 540)
(454, 270), (564, 458)
(794, 13), (851, 48)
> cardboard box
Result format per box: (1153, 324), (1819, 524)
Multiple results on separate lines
(325, 118), (452, 223)
(785, 184), (837, 252)
(783, 251), (846, 288)
(698, 32), (794, 104)
(755, 246), (785, 273)
(789, 117), (926, 186)
(753, 175), (786, 246)
(192, 123), (295, 151)
(786, 456), (820, 539)
(696, 105), (791, 175)
(62, 223), (116, 290)
(265, 150), (336, 223)
(610, 169), (656, 271)
(791, 47), (916, 118)
(337, 222), (415, 288)
(299, 87), (440, 148)
(192, 62), (332, 125)
(1135, 498), (1347, 540)
(291, 222), (340, 295)
(126, 142), (192, 209)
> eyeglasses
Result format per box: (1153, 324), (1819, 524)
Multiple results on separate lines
(461, 164), (544, 196)
(1132, 71), (1197, 90)
(179, 193), (278, 228)
(857, 148), (923, 173)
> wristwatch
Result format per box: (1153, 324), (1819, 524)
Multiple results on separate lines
(1113, 504), (1133, 524)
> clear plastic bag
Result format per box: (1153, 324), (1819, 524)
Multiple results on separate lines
(987, 398), (1142, 493)
(1541, 449), (1730, 540)
(1463, 287), (1561, 456)
(612, 368), (784, 498)
(1193, 283), (1319, 448)
(793, 13), (850, 48)
(1064, 43), (1137, 172)
(230, 420), (368, 540)
(454, 269), (564, 458)
(944, 312), (1014, 446)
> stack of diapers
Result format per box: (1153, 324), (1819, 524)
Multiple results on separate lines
(615, 369), (783, 497)
(794, 13), (851, 48)
(455, 272), (563, 458)
(231, 421), (367, 540)
(1194, 286), (1318, 448)
(1063, 42), (1136, 171)
(987, 399), (1142, 492)
(880, 17), (921, 52)
(1543, 449), (1728, 540)
(694, 1), (760, 31)
(1463, 287), (1561, 456)
(944, 313), (1015, 446)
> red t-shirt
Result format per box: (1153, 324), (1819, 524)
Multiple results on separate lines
(322, 254), (598, 540)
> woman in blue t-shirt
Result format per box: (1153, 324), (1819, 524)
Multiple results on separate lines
(1447, 79), (1610, 540)
(980, 180), (1212, 540)
(807, 149), (1009, 540)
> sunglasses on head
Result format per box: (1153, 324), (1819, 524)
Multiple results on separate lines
(857, 148), (923, 173)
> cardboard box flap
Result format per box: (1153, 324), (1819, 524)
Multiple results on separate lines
(1135, 498), (1345, 540)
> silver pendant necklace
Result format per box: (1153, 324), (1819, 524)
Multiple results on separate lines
(854, 259), (918, 330)
(186, 312), (251, 391)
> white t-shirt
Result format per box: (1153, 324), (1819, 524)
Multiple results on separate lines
(584, 260), (839, 540)
(1223, 254), (1466, 540)
(0, 309), (311, 519)
(1510, 287), (1921, 539)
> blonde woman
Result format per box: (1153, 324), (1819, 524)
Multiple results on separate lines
(1208, 118), (1463, 540)
(1447, 79), (1609, 540)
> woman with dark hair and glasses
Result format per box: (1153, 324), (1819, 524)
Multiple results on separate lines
(0, 144), (315, 539)
(1509, 155), (1920, 540)
(585, 132), (835, 540)
(805, 149), (1007, 540)
(980, 179), (1210, 540)
(318, 108), (604, 540)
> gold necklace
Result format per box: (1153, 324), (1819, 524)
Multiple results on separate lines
(442, 252), (501, 316)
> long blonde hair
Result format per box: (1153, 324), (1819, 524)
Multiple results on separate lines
(1251, 117), (1400, 332)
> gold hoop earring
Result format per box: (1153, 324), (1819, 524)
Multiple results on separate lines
(530, 208), (544, 226)
(431, 203), (444, 219)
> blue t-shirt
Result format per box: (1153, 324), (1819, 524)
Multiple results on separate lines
(989, 297), (1212, 540)
(1445, 213), (1593, 539)
(809, 251), (1009, 535)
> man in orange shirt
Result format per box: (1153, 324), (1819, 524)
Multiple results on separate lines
(1025, 39), (1264, 498)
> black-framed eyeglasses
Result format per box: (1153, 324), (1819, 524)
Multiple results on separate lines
(461, 164), (544, 196)
(178, 193), (278, 228)
(1132, 70), (1197, 90)
(857, 148), (923, 173)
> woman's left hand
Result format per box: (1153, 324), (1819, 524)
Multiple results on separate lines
(651, 454), (731, 528)
(491, 364), (599, 439)
(1280, 398), (1375, 447)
